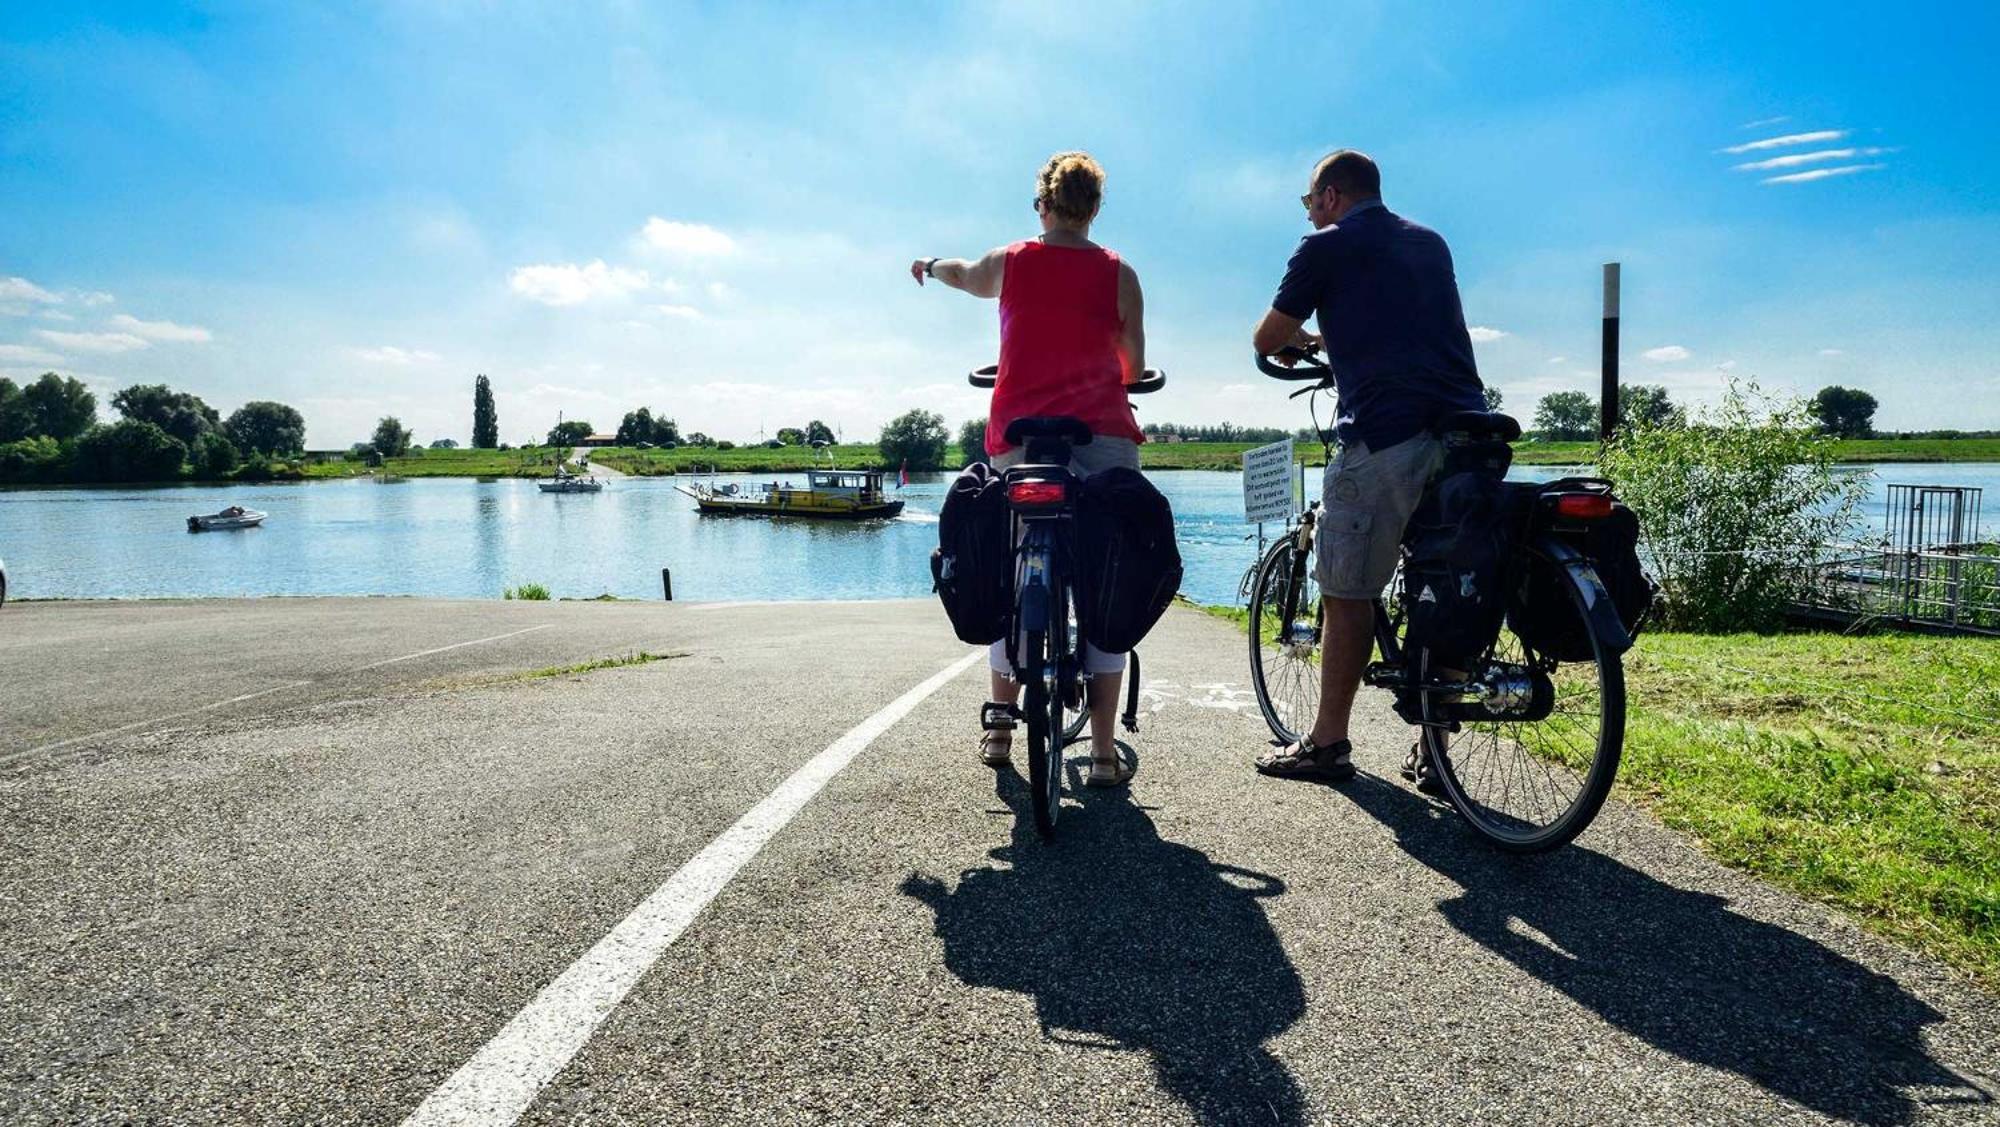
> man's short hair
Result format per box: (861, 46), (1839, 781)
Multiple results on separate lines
(1312, 150), (1381, 198)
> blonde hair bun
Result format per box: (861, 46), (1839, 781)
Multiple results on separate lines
(1036, 151), (1104, 224)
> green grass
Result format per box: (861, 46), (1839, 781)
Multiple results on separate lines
(1192, 596), (1999, 983)
(299, 447), (574, 478)
(521, 650), (685, 680)
(591, 444), (885, 475)
(502, 583), (551, 601)
(1143, 436), (2000, 471)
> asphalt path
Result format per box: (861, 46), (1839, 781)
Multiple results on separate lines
(1, 599), (1994, 1124)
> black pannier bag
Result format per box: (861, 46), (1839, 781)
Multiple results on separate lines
(930, 463), (1013, 645)
(1505, 478), (1654, 661)
(1073, 467), (1183, 653)
(1401, 468), (1513, 672)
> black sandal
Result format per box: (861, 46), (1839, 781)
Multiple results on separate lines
(1401, 742), (1446, 796)
(1255, 736), (1355, 782)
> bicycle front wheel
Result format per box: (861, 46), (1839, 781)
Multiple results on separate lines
(1248, 534), (1323, 744)
(1418, 569), (1624, 853)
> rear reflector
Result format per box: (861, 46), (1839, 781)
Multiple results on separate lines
(1008, 481), (1068, 506)
(1552, 493), (1614, 520)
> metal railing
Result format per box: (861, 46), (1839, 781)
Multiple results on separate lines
(1796, 542), (2000, 634)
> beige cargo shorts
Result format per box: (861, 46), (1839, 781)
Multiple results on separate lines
(1314, 434), (1445, 600)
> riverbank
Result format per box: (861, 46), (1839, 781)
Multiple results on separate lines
(1196, 598), (2000, 984)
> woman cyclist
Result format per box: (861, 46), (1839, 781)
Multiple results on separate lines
(910, 150), (1148, 787)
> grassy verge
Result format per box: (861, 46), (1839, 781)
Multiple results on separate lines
(1188, 598), (1999, 983)
(521, 650), (687, 680)
(591, 444), (884, 475)
(1141, 436), (2000, 470)
(298, 448), (571, 478)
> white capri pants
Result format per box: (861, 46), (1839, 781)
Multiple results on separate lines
(986, 435), (1142, 679)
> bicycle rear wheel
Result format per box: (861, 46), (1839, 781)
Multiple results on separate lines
(1022, 628), (1062, 840)
(1417, 570), (1624, 853)
(1248, 534), (1322, 744)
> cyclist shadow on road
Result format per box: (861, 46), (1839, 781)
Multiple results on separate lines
(1335, 773), (1991, 1126)
(902, 755), (1309, 1126)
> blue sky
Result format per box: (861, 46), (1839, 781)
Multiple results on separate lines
(3, 1), (1996, 446)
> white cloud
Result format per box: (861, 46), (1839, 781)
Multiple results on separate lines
(654, 304), (704, 320)
(1762, 164), (1886, 185)
(640, 218), (736, 258)
(108, 313), (212, 342)
(1467, 326), (1508, 343)
(707, 281), (735, 301)
(38, 309), (74, 322)
(1819, 348), (1845, 357)
(1721, 129), (1848, 154)
(1643, 345), (1691, 362)
(1547, 356), (1566, 364)
(36, 329), (150, 353)
(1717, 359), (1738, 370)
(78, 291), (115, 307)
(0, 277), (60, 305)
(507, 259), (653, 306)
(1734, 147), (1894, 172)
(0, 344), (65, 365)
(1741, 115), (1791, 130)
(351, 345), (443, 365)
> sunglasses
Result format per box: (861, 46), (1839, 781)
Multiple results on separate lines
(1301, 186), (1336, 209)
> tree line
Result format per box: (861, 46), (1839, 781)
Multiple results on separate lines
(1528, 383), (1878, 441)
(0, 372), (307, 484)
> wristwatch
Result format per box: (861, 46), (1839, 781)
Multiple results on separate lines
(923, 258), (939, 278)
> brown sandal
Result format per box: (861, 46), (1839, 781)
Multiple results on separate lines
(980, 731), (1012, 767)
(1086, 752), (1135, 787)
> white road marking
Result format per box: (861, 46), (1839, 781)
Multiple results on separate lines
(349, 625), (552, 670)
(2, 681), (313, 766)
(401, 649), (985, 1127)
(6, 624), (554, 766)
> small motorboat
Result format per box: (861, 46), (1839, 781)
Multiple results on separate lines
(188, 505), (266, 532)
(537, 468), (604, 494)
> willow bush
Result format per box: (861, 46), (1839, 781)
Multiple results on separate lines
(1599, 380), (1864, 633)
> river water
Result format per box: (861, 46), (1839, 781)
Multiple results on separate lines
(2, 463), (1993, 605)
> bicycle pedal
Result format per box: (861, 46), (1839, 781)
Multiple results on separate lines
(980, 702), (1020, 731)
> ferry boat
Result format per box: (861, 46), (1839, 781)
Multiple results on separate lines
(679, 469), (903, 520)
(538, 468), (604, 493)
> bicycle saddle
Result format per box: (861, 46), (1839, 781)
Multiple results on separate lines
(1436, 410), (1522, 443)
(1004, 416), (1094, 447)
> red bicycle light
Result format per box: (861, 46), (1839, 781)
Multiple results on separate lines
(1553, 493), (1614, 520)
(1008, 481), (1068, 506)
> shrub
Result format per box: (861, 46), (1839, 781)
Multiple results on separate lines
(0, 435), (65, 483)
(72, 420), (187, 482)
(503, 583), (552, 601)
(1599, 379), (1864, 632)
(191, 432), (240, 478)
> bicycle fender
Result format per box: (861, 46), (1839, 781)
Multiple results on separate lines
(1019, 579), (1050, 633)
(1539, 536), (1633, 656)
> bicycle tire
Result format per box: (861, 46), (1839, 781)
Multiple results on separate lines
(1023, 628), (1061, 840)
(1418, 563), (1625, 853)
(1248, 534), (1322, 744)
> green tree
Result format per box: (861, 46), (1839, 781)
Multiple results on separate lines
(1810, 385), (1878, 439)
(372, 416), (412, 458)
(548, 419), (593, 446)
(0, 378), (32, 442)
(225, 401), (307, 456)
(1533, 390), (1597, 441)
(651, 416), (681, 446)
(472, 374), (499, 449)
(878, 408), (949, 471)
(616, 408), (655, 446)
(685, 431), (712, 446)
(429, 437), (458, 449)
(805, 419), (836, 446)
(0, 436), (64, 482)
(775, 426), (806, 446)
(191, 431), (240, 478)
(111, 384), (221, 446)
(73, 420), (187, 482)
(956, 418), (988, 465)
(1601, 379), (1864, 632)
(22, 372), (97, 441)
(1481, 386), (1504, 411)
(1619, 384), (1683, 430)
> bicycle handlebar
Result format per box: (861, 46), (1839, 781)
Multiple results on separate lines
(1254, 346), (1332, 381)
(967, 365), (1165, 394)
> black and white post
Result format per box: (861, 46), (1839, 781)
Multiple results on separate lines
(1600, 261), (1621, 442)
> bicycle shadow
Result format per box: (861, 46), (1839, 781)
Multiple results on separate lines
(902, 754), (1309, 1125)
(1333, 773), (1991, 1125)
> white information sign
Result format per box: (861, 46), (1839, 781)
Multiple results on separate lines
(1242, 439), (1294, 524)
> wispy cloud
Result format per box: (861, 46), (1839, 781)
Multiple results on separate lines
(508, 259), (653, 306)
(0, 276), (61, 305)
(108, 313), (212, 342)
(1721, 129), (1848, 154)
(1643, 345), (1691, 362)
(640, 218), (736, 258)
(37, 329), (150, 353)
(1734, 147), (1895, 172)
(1819, 348), (1845, 357)
(351, 345), (442, 365)
(654, 304), (704, 320)
(1547, 356), (1566, 364)
(1741, 115), (1792, 130)
(1467, 325), (1507, 343)
(0, 344), (65, 365)
(1717, 360), (1738, 371)
(1763, 164), (1886, 185)
(78, 291), (115, 307)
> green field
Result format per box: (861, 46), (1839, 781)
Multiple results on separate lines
(590, 444), (883, 475)
(298, 447), (572, 478)
(1196, 598), (2000, 984)
(1142, 436), (2000, 471)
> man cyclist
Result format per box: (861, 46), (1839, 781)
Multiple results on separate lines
(1249, 149), (1487, 787)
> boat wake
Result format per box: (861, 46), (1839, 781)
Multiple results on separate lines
(897, 511), (940, 524)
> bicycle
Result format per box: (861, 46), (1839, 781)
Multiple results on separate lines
(1245, 347), (1634, 853)
(968, 364), (1165, 840)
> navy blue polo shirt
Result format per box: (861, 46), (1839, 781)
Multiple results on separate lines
(1271, 201), (1486, 450)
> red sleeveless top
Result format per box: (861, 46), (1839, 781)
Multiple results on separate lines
(987, 240), (1144, 455)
